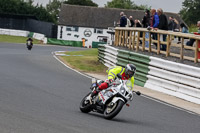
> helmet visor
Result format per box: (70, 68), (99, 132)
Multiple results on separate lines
(127, 71), (134, 77)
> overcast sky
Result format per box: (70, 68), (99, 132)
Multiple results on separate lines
(33, 0), (185, 13)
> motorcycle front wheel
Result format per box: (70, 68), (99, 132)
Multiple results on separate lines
(104, 100), (124, 120)
(79, 93), (92, 113)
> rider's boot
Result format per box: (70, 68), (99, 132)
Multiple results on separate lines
(91, 87), (100, 98)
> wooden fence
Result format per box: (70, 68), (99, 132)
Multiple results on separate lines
(114, 27), (200, 63)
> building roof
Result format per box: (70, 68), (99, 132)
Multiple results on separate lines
(58, 4), (184, 29)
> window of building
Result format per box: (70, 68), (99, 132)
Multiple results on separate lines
(66, 26), (79, 32)
(94, 28), (103, 34)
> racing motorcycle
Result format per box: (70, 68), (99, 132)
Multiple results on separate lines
(26, 40), (33, 50)
(80, 74), (141, 120)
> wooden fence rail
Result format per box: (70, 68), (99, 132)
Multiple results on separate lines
(114, 27), (200, 63)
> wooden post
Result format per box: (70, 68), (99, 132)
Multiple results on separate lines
(119, 30), (122, 46)
(142, 31), (145, 51)
(195, 40), (198, 63)
(122, 30), (125, 47)
(180, 37), (184, 60)
(129, 31), (132, 49)
(136, 31), (140, 51)
(132, 31), (136, 50)
(149, 32), (151, 52)
(157, 34), (160, 54)
(166, 35), (170, 57)
(114, 30), (118, 46)
(125, 30), (128, 47)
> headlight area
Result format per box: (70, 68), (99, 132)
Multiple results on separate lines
(120, 86), (126, 95)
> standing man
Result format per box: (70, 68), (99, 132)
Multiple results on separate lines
(119, 12), (127, 27)
(157, 8), (168, 51)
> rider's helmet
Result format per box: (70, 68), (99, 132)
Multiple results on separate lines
(125, 64), (136, 78)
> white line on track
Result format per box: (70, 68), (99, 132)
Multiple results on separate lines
(52, 51), (199, 116)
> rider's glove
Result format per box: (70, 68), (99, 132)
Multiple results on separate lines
(105, 79), (114, 86)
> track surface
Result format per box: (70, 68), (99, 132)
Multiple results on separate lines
(0, 43), (199, 133)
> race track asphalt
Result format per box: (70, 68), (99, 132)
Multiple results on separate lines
(0, 43), (199, 133)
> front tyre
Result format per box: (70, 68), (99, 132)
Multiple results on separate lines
(104, 100), (124, 120)
(79, 93), (92, 113)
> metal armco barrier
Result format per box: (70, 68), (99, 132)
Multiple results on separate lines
(98, 44), (200, 104)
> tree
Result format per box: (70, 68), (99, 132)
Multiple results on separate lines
(105, 0), (149, 10)
(64, 0), (98, 7)
(180, 0), (200, 25)
(0, 0), (56, 23)
(46, 0), (62, 23)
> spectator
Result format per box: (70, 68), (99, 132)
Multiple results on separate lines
(142, 9), (151, 48)
(157, 8), (168, 51)
(150, 9), (159, 48)
(173, 18), (180, 32)
(177, 23), (189, 43)
(150, 9), (159, 28)
(135, 19), (142, 27)
(168, 16), (175, 31)
(119, 12), (127, 27)
(129, 16), (135, 27)
(126, 15), (131, 27)
(186, 21), (200, 46)
(142, 9), (151, 28)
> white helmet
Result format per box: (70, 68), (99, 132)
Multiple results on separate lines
(125, 64), (136, 78)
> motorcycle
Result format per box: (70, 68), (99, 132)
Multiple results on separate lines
(26, 40), (33, 50)
(80, 74), (141, 120)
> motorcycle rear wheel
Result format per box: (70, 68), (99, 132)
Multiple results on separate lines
(79, 93), (92, 113)
(104, 100), (124, 120)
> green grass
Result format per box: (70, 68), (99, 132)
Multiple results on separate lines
(0, 35), (40, 44)
(60, 49), (107, 73)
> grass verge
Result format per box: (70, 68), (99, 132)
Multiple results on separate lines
(0, 35), (40, 44)
(58, 49), (107, 73)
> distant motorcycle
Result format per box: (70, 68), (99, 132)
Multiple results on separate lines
(26, 38), (33, 50)
(80, 74), (141, 120)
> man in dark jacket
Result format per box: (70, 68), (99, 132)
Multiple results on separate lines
(120, 12), (127, 27)
(157, 8), (168, 51)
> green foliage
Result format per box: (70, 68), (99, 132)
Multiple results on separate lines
(46, 0), (61, 24)
(0, 0), (55, 23)
(105, 0), (149, 10)
(64, 0), (98, 7)
(180, 0), (200, 25)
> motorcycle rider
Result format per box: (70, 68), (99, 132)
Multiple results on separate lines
(26, 37), (33, 46)
(91, 64), (136, 97)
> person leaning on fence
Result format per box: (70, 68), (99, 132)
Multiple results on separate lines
(142, 9), (151, 48)
(186, 21), (200, 46)
(177, 23), (189, 44)
(157, 8), (168, 51)
(135, 19), (143, 44)
(142, 9), (151, 28)
(168, 16), (175, 31)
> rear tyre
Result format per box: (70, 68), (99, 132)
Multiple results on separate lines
(79, 93), (92, 113)
(104, 100), (124, 120)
